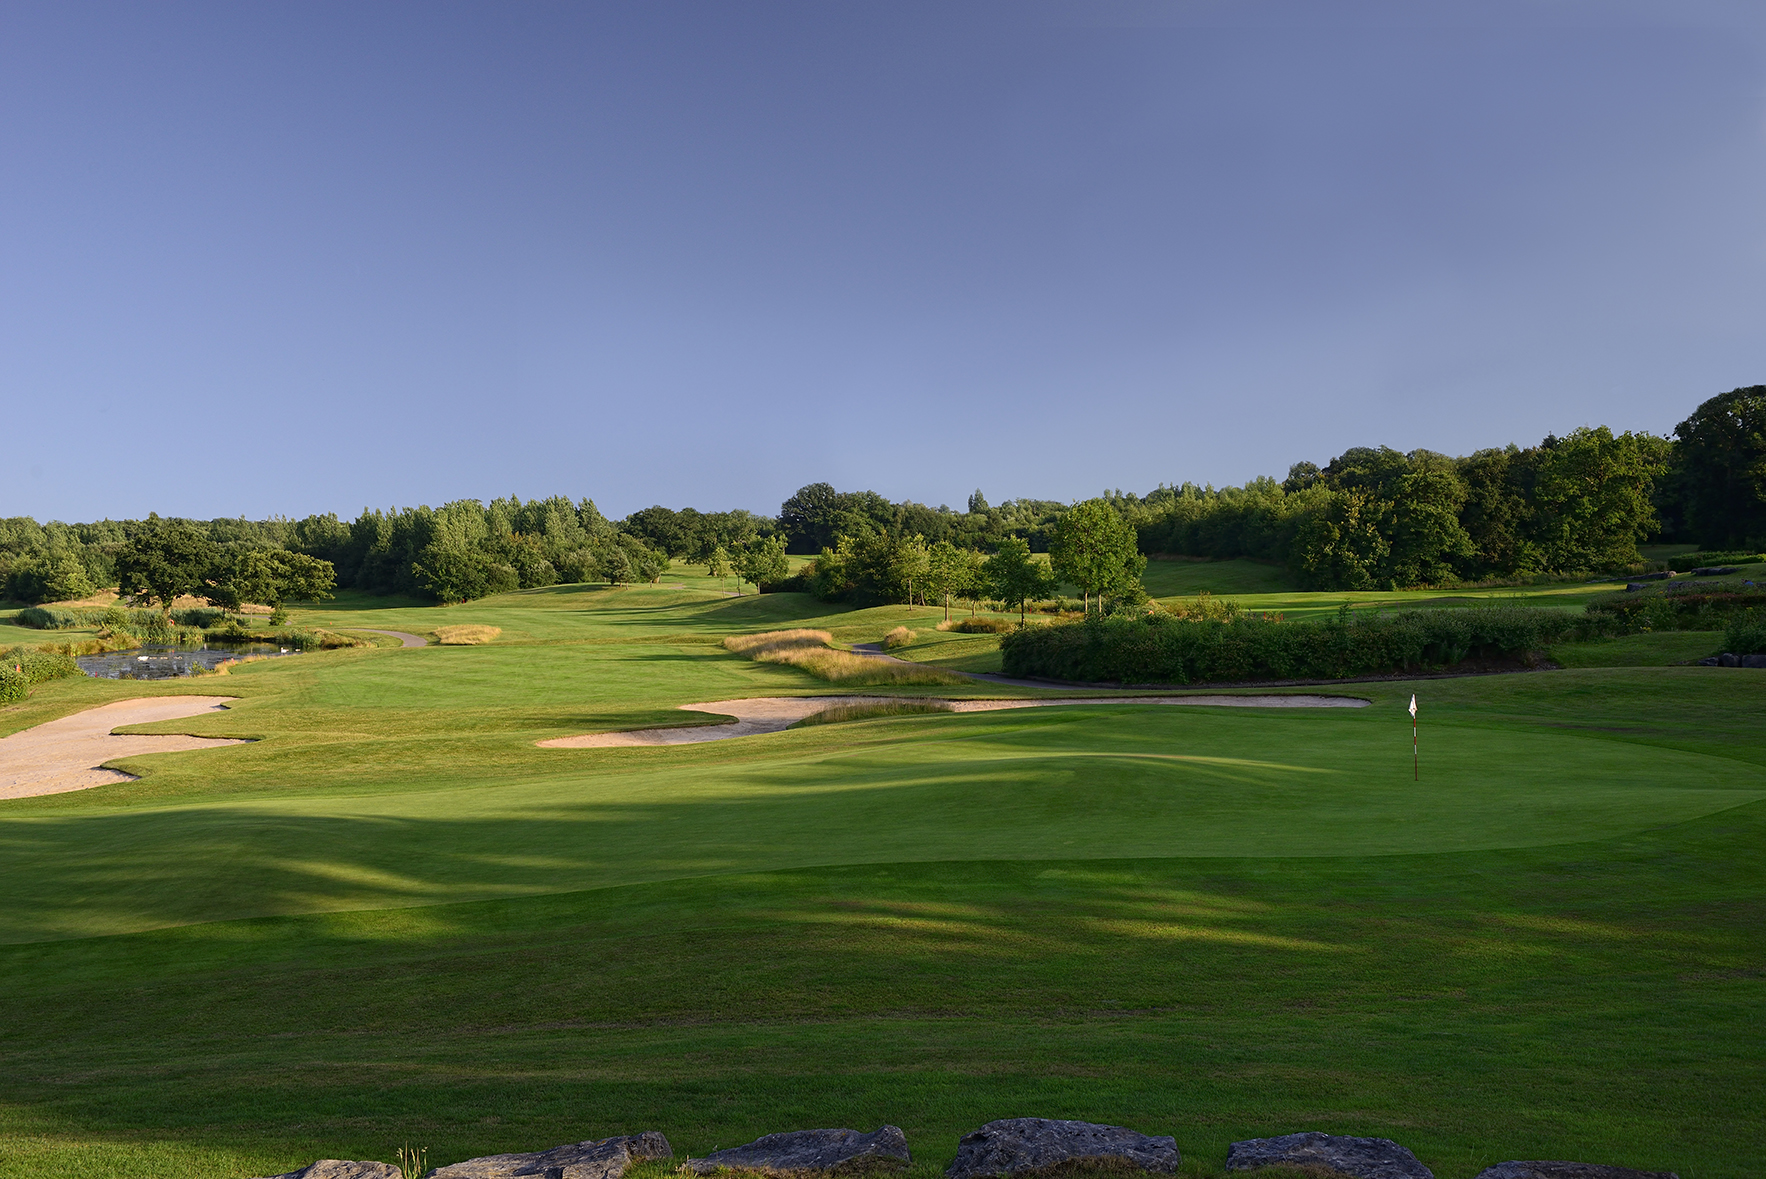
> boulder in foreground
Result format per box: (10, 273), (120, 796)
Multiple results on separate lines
(255, 1163), (401, 1179)
(426, 1132), (672, 1179)
(1472, 1164), (1678, 1179)
(1225, 1132), (1432, 1179)
(945, 1118), (1179, 1178)
(686, 1126), (910, 1174)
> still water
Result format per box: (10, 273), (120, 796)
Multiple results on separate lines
(75, 644), (293, 680)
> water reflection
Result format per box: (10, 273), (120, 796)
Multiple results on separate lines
(75, 644), (293, 680)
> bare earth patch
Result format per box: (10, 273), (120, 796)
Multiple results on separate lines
(0, 697), (245, 799)
(537, 693), (1368, 748)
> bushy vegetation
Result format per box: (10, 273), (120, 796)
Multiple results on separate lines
(1584, 584), (1766, 633)
(1000, 607), (1583, 685)
(1724, 611), (1766, 655)
(0, 645), (80, 704)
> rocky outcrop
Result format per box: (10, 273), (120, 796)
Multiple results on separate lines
(686, 1126), (910, 1174)
(1471, 1163), (1678, 1179)
(944, 1118), (1179, 1178)
(427, 1132), (672, 1179)
(256, 1163), (402, 1179)
(1687, 566), (1738, 577)
(1225, 1132), (1431, 1179)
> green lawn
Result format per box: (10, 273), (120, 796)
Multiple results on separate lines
(1141, 558), (1299, 597)
(0, 579), (1761, 1179)
(1548, 630), (1722, 668)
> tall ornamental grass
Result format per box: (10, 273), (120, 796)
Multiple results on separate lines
(433, 625), (502, 645)
(724, 630), (961, 686)
(1001, 607), (1580, 685)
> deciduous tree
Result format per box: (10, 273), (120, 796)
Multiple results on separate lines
(115, 516), (218, 615)
(1048, 499), (1146, 613)
(983, 536), (1056, 625)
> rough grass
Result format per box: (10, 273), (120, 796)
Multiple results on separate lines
(432, 624), (502, 645)
(789, 700), (953, 727)
(882, 626), (916, 650)
(938, 617), (1014, 634)
(725, 630), (962, 685)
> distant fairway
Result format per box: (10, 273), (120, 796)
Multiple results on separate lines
(1, 571), (1761, 1178)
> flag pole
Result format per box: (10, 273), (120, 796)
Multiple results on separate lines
(1409, 694), (1418, 781)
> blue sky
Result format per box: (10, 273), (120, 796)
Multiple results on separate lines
(5, 1), (1765, 522)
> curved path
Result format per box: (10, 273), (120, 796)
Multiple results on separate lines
(346, 628), (428, 647)
(538, 692), (1367, 749)
(0, 697), (245, 799)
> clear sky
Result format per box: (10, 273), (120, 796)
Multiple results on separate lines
(5, 1), (1765, 523)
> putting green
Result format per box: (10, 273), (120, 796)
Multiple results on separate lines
(2, 703), (1758, 944)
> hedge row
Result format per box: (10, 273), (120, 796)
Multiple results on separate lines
(999, 607), (1584, 685)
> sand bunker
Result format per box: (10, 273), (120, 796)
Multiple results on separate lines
(537, 693), (1368, 748)
(0, 697), (245, 799)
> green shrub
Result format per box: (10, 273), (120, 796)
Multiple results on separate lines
(1000, 606), (1579, 685)
(1724, 610), (1766, 655)
(0, 646), (80, 697)
(172, 607), (227, 628)
(1586, 586), (1765, 632)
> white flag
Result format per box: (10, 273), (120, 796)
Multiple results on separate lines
(1408, 694), (1417, 719)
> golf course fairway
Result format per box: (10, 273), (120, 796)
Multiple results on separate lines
(1, 578), (1760, 1179)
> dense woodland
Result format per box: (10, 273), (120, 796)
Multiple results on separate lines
(3, 387), (1762, 608)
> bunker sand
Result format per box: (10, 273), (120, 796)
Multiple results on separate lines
(0, 697), (245, 799)
(538, 693), (1368, 748)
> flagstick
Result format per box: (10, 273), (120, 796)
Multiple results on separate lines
(1413, 714), (1418, 781)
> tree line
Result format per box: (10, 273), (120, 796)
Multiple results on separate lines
(2, 387), (1760, 607)
(1124, 387), (1764, 589)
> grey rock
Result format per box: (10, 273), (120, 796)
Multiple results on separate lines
(428, 1133), (672, 1179)
(945, 1118), (1179, 1179)
(1472, 1163), (1678, 1179)
(1697, 656), (1721, 666)
(1719, 653), (1741, 668)
(1634, 571), (1674, 581)
(1623, 584), (1645, 593)
(256, 1163), (402, 1179)
(1742, 654), (1766, 669)
(1688, 566), (1738, 577)
(1225, 1132), (1431, 1179)
(687, 1126), (909, 1174)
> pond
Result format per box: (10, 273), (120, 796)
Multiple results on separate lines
(75, 644), (294, 680)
